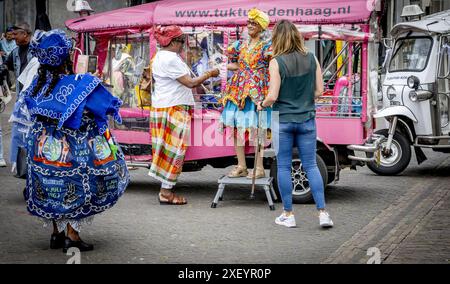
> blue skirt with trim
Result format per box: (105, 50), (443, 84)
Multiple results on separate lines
(220, 98), (271, 134)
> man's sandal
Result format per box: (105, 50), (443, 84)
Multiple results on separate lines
(158, 192), (187, 205)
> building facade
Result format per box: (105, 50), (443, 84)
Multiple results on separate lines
(0, 0), (156, 33)
(385, 0), (450, 35)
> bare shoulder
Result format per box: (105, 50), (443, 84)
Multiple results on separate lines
(269, 58), (279, 69)
(311, 54), (321, 71)
(311, 53), (319, 64)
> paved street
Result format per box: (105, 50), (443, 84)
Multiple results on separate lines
(1, 102), (449, 264)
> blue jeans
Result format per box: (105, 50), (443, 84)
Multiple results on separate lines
(9, 122), (27, 164)
(273, 118), (325, 211)
(0, 124), (4, 160)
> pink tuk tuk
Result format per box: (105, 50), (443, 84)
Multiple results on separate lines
(65, 0), (381, 203)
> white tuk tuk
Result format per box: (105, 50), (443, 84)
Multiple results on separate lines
(349, 5), (450, 175)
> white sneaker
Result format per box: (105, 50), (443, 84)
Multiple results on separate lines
(0, 159), (6, 167)
(275, 212), (296, 228)
(319, 211), (334, 228)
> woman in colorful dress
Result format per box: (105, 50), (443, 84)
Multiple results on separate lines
(149, 26), (219, 205)
(220, 8), (272, 179)
(23, 29), (130, 252)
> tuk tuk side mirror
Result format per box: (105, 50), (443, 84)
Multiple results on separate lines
(407, 75), (420, 90)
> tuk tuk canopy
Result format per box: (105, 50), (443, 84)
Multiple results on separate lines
(65, 0), (378, 102)
(65, 2), (158, 34)
(65, 0), (376, 34)
(153, 0), (375, 26)
(390, 9), (450, 37)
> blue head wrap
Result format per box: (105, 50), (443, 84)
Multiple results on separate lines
(30, 29), (73, 67)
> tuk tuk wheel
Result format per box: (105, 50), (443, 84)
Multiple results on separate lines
(367, 129), (412, 176)
(270, 153), (328, 204)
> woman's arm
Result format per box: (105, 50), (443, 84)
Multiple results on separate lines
(259, 59), (281, 109)
(177, 69), (220, 89)
(314, 56), (324, 98)
(227, 63), (239, 71)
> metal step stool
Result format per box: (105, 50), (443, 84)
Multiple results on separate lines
(211, 175), (278, 210)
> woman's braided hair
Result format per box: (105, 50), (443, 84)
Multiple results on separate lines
(31, 57), (74, 97)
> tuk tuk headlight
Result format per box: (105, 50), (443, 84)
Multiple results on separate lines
(409, 90), (433, 102)
(409, 91), (418, 102)
(387, 86), (397, 100)
(407, 76), (420, 90)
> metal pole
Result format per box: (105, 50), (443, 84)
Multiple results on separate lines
(323, 42), (349, 75)
(361, 24), (370, 123)
(85, 32), (90, 55)
(317, 26), (323, 67)
(250, 111), (263, 199)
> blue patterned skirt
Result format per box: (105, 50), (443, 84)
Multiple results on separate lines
(24, 116), (129, 221)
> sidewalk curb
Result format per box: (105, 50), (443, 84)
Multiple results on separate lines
(323, 157), (450, 264)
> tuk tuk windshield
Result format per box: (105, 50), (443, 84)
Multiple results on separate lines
(389, 37), (432, 72)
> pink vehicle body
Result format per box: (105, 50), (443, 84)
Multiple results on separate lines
(66, 0), (380, 203)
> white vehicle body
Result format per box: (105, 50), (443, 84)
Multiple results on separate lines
(348, 8), (450, 175)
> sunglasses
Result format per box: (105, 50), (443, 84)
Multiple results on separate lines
(13, 29), (27, 35)
(247, 21), (259, 27)
(173, 37), (186, 44)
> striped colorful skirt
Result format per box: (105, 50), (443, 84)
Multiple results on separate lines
(148, 105), (192, 186)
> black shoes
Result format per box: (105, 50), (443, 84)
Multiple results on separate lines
(50, 232), (66, 249)
(62, 237), (94, 253)
(50, 232), (94, 252)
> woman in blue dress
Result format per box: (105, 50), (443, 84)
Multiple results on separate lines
(23, 29), (129, 252)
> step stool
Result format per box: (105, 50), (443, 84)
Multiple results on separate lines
(211, 175), (278, 210)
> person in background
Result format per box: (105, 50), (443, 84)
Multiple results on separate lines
(0, 26), (17, 88)
(4, 23), (33, 176)
(0, 27), (18, 59)
(5, 56), (40, 172)
(6, 23), (33, 94)
(258, 20), (334, 229)
(0, 54), (10, 167)
(0, 114), (5, 167)
(149, 25), (219, 205)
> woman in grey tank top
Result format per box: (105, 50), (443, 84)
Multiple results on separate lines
(258, 20), (334, 228)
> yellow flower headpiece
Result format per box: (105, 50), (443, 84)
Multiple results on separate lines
(248, 8), (270, 30)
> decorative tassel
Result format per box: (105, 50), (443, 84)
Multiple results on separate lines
(104, 129), (118, 160)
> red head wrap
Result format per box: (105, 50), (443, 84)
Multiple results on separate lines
(154, 25), (184, 47)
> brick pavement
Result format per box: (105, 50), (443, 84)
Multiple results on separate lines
(1, 98), (449, 263)
(323, 157), (450, 264)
